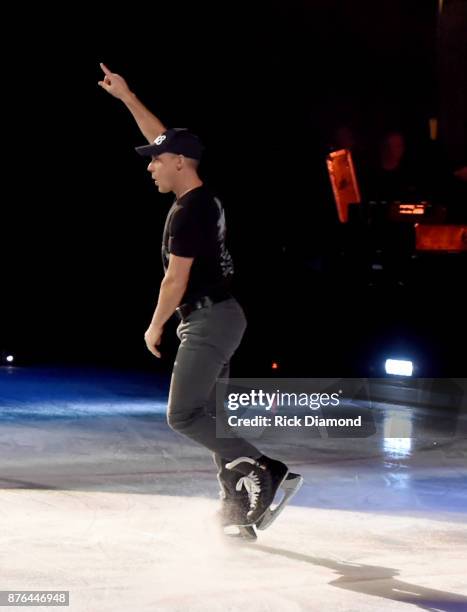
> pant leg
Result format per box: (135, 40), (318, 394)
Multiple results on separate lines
(208, 362), (239, 495)
(167, 298), (262, 462)
(207, 360), (229, 489)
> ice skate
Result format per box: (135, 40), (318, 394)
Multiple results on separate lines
(225, 455), (300, 527)
(216, 458), (257, 541)
(255, 472), (303, 530)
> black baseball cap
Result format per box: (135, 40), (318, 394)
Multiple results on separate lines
(135, 128), (204, 160)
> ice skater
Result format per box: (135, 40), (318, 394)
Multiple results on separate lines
(98, 63), (302, 539)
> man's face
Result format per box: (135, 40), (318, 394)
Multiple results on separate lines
(147, 153), (179, 193)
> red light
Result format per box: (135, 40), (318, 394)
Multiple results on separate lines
(415, 224), (467, 252)
(271, 362), (279, 370)
(326, 149), (361, 223)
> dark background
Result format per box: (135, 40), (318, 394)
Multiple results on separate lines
(2, 0), (466, 377)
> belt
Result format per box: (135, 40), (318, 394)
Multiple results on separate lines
(176, 293), (232, 321)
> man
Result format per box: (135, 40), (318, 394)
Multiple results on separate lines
(98, 63), (302, 538)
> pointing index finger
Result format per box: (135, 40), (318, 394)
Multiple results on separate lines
(100, 62), (112, 76)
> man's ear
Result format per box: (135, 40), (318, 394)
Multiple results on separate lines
(176, 155), (184, 171)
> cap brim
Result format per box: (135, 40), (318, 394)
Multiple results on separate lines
(135, 142), (167, 157)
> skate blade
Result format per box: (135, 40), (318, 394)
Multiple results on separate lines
(224, 525), (257, 541)
(256, 472), (303, 531)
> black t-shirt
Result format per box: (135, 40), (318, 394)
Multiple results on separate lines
(161, 185), (234, 303)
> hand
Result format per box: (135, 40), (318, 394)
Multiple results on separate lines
(144, 325), (163, 358)
(98, 62), (132, 100)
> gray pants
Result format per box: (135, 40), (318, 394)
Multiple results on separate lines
(167, 297), (262, 477)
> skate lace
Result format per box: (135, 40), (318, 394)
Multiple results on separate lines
(235, 471), (261, 509)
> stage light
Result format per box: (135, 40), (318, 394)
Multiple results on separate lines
(1, 352), (16, 365)
(271, 362), (279, 370)
(385, 359), (413, 377)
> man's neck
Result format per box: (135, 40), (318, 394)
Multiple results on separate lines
(176, 179), (204, 200)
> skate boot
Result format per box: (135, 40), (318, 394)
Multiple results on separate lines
(216, 458), (257, 541)
(225, 455), (303, 529)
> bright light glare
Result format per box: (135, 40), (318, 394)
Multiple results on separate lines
(385, 359), (413, 376)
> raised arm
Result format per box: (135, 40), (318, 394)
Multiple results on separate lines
(98, 62), (167, 143)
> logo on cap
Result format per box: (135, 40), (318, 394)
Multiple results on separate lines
(154, 134), (167, 145)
